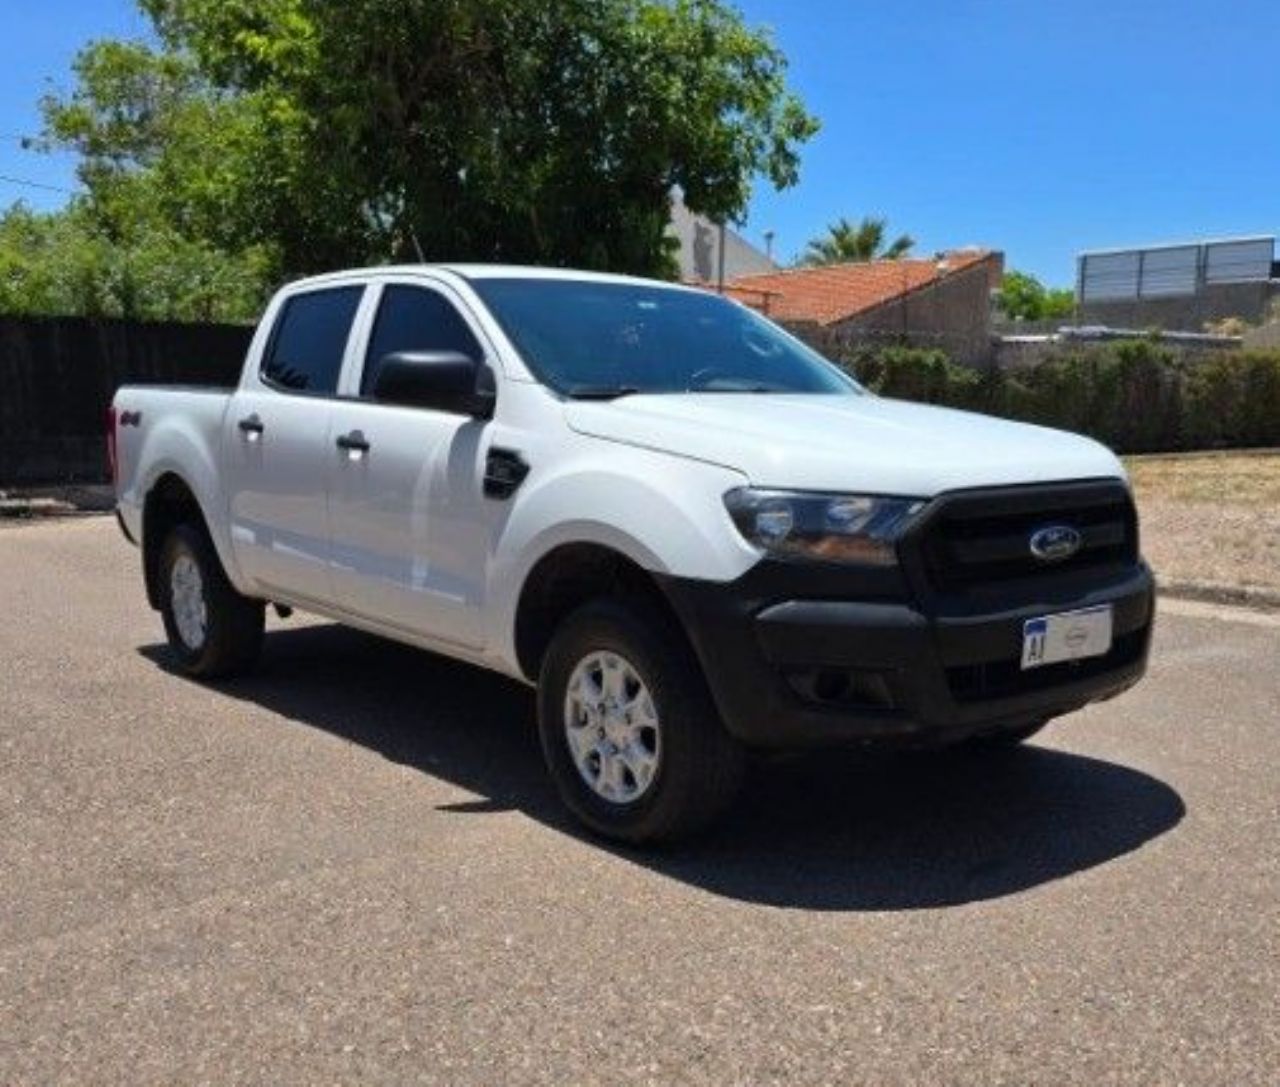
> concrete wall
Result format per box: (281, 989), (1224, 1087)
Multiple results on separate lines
(1080, 280), (1279, 330)
(787, 256), (1001, 367)
(0, 316), (252, 486)
(991, 334), (1240, 371)
(668, 194), (777, 284)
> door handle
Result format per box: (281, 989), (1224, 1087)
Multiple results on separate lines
(335, 430), (370, 453)
(237, 414), (265, 436)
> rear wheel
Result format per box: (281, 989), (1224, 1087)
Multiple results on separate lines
(159, 523), (264, 678)
(537, 597), (744, 844)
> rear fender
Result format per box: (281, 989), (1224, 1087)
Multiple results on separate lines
(135, 419), (246, 595)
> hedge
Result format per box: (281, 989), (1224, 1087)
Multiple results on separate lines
(834, 341), (1280, 454)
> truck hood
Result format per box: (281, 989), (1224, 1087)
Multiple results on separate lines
(564, 393), (1125, 496)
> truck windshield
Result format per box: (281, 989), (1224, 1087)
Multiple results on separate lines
(470, 278), (861, 398)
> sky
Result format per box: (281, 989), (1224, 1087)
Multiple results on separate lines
(2, 0), (1277, 287)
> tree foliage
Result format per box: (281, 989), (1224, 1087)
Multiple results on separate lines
(23, 0), (818, 307)
(799, 216), (913, 266)
(0, 202), (273, 322)
(997, 270), (1075, 322)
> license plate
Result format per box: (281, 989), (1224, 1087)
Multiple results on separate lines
(1021, 604), (1113, 670)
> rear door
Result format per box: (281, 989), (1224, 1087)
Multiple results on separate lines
(326, 278), (497, 648)
(223, 284), (365, 605)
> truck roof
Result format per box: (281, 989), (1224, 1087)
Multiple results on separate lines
(283, 263), (706, 293)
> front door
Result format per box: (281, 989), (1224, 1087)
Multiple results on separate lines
(223, 284), (364, 604)
(326, 282), (497, 649)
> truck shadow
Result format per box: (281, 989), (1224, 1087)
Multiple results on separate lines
(139, 622), (1185, 912)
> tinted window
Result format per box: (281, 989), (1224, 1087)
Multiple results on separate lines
(363, 285), (484, 395)
(262, 286), (363, 394)
(469, 279), (858, 397)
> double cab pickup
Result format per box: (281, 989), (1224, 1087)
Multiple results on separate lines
(112, 265), (1155, 842)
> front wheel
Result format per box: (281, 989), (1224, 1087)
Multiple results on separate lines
(159, 523), (264, 679)
(537, 597), (744, 844)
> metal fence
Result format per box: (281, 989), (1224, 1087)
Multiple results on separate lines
(1078, 237), (1275, 303)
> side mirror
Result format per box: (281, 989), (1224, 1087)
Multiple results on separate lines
(371, 350), (496, 419)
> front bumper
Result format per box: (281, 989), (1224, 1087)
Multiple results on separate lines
(657, 559), (1155, 749)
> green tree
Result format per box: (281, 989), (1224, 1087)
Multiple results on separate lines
(0, 38), (277, 320)
(0, 201), (272, 322)
(36, 0), (819, 283)
(997, 270), (1076, 322)
(799, 216), (914, 266)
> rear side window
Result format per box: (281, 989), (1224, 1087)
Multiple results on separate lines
(362, 285), (483, 395)
(262, 286), (364, 394)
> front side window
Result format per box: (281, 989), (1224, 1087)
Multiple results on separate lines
(261, 286), (364, 394)
(362, 285), (484, 395)
(470, 278), (860, 397)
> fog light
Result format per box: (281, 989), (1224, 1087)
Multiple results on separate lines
(785, 668), (896, 711)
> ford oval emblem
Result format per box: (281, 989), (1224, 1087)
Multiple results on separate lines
(1029, 524), (1082, 562)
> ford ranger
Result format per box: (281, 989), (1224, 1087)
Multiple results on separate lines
(111, 265), (1154, 842)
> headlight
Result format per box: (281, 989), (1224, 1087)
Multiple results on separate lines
(723, 488), (926, 566)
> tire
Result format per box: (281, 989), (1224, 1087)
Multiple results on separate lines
(159, 522), (264, 679)
(961, 717), (1051, 752)
(537, 597), (744, 845)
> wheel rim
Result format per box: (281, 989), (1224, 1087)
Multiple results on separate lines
(169, 551), (208, 651)
(563, 650), (661, 805)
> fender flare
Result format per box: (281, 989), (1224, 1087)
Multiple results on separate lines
(137, 424), (245, 598)
(484, 463), (756, 672)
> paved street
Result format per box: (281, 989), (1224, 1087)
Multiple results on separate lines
(1, 517), (1277, 1085)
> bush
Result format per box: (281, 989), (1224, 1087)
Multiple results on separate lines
(834, 341), (1280, 454)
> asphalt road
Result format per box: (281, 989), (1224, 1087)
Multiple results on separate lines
(2, 518), (1277, 1085)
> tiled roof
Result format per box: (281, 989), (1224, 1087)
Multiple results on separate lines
(725, 250), (996, 326)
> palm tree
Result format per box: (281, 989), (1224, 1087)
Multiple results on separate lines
(799, 216), (914, 266)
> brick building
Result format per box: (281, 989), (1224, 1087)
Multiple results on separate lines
(724, 249), (1004, 366)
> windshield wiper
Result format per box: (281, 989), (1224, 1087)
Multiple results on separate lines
(689, 381), (780, 394)
(564, 384), (643, 401)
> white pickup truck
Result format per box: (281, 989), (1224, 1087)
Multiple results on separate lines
(112, 265), (1154, 842)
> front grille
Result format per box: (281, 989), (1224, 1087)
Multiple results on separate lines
(910, 481), (1138, 593)
(946, 629), (1147, 702)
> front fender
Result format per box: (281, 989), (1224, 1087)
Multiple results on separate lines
(484, 446), (757, 672)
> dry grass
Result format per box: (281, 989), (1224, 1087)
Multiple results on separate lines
(1125, 451), (1280, 589)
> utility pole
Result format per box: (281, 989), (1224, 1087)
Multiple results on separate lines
(717, 223), (727, 292)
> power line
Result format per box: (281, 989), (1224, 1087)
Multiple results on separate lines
(0, 173), (78, 195)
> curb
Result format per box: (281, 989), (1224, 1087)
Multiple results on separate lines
(0, 486), (115, 520)
(1158, 579), (1280, 613)
(0, 497), (76, 520)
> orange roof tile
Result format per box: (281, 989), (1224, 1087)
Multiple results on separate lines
(726, 250), (995, 326)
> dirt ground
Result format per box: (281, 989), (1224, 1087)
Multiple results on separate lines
(1126, 451), (1280, 591)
